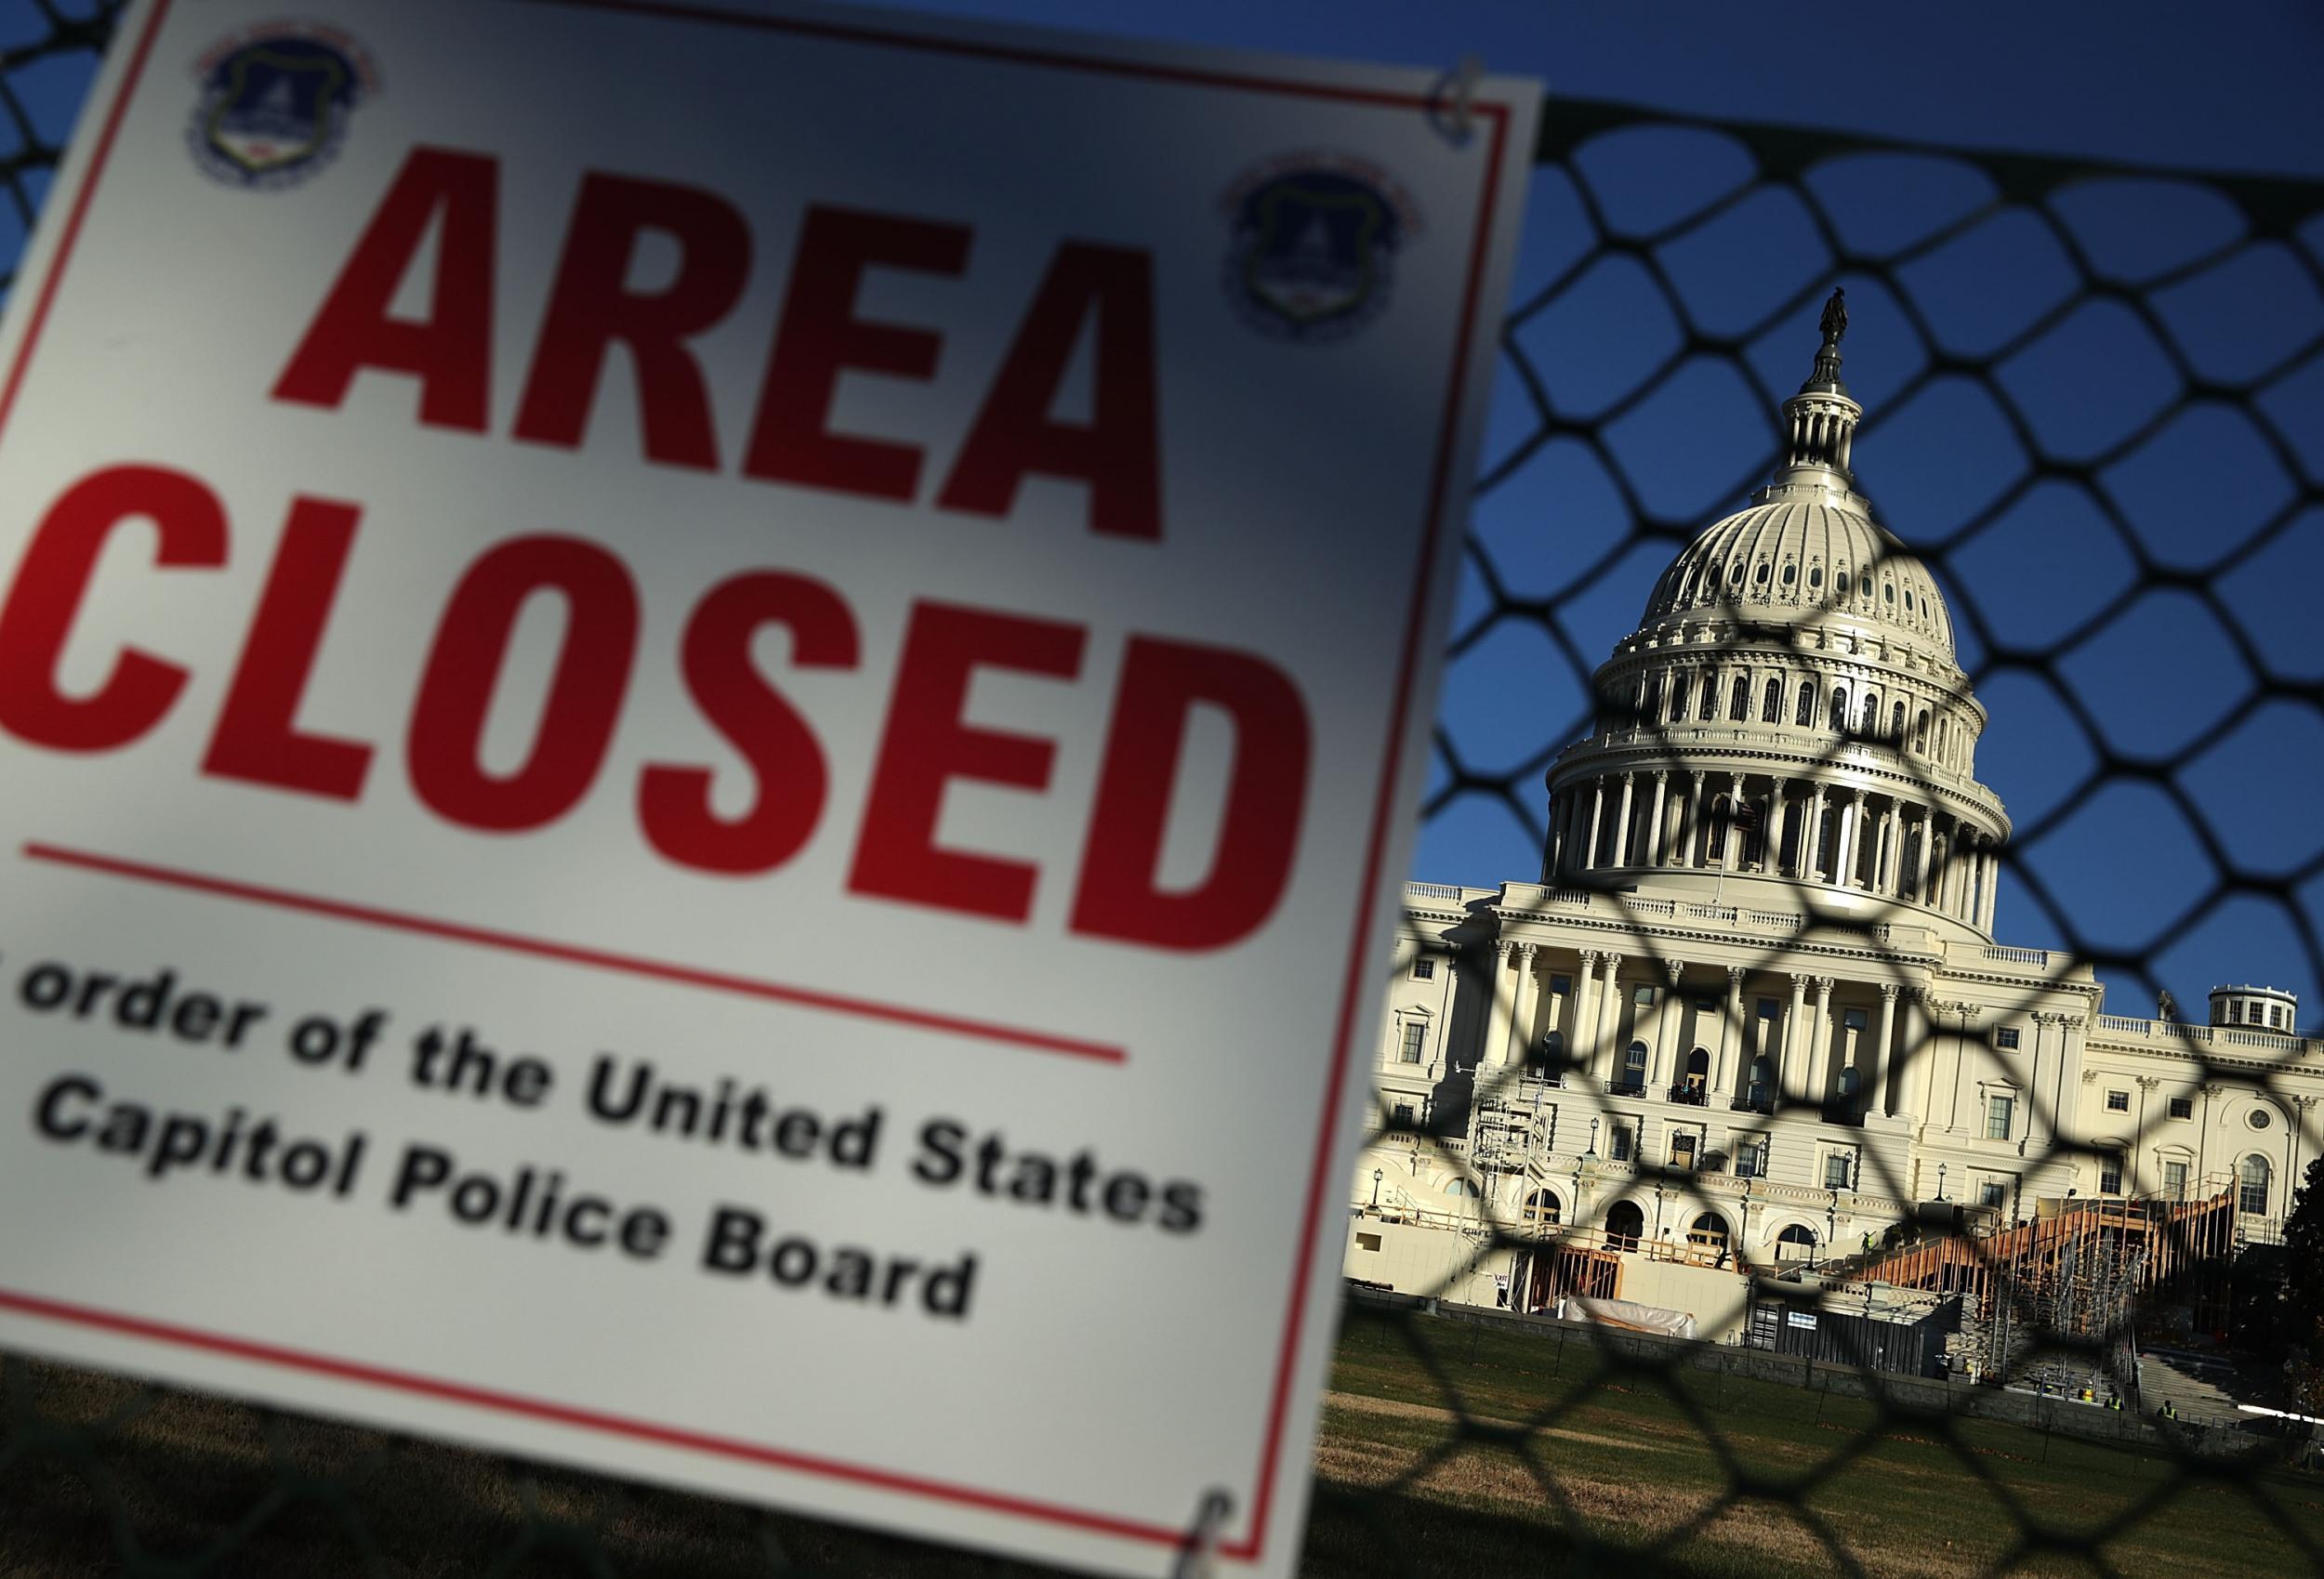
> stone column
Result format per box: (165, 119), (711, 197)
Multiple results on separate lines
(1722, 773), (1745, 873)
(1570, 949), (1601, 1077)
(1810, 975), (1836, 1103)
(1646, 770), (1670, 867)
(1768, 777), (1792, 877)
(1681, 774), (1706, 868)
(1614, 773), (1637, 866)
(1980, 845), (2001, 931)
(1781, 973), (1808, 1099)
(1595, 953), (1626, 1083)
(1654, 959), (1685, 1091)
(1914, 812), (1934, 901)
(1832, 789), (1859, 888)
(1913, 993), (1945, 1125)
(1805, 783), (1829, 878)
(1508, 943), (1540, 1068)
(2133, 1075), (2160, 1196)
(1584, 780), (1605, 872)
(1481, 940), (1515, 1072)
(1874, 801), (1897, 894)
(1719, 966), (1746, 1097)
(1874, 983), (1899, 1117)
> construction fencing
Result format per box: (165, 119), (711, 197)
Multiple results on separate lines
(6, 3), (2324, 1575)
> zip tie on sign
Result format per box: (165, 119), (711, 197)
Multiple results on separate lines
(1431, 53), (1485, 145)
(1172, 1488), (1235, 1579)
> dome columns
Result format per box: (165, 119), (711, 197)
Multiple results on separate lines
(1542, 760), (2004, 934)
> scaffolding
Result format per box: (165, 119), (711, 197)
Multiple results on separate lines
(1838, 1192), (2239, 1387)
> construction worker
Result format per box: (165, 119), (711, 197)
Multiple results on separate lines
(2160, 1399), (2179, 1421)
(2108, 1396), (2123, 1413)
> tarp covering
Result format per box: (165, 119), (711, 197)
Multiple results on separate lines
(1554, 1296), (1699, 1340)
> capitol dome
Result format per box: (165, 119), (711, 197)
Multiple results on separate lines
(1542, 289), (2010, 937)
(1639, 494), (1956, 659)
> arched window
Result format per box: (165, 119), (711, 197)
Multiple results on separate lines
(1915, 709), (1932, 753)
(1747, 1055), (1775, 1111)
(1670, 676), (1689, 721)
(1883, 582), (1895, 604)
(1754, 561), (1771, 586)
(1444, 1178), (1481, 1200)
(1644, 677), (1664, 721)
(1604, 1201), (1644, 1251)
(2239, 1154), (2272, 1216)
(1835, 571), (1851, 598)
(1891, 701), (1907, 740)
(1859, 694), (1879, 733)
(1681, 1047), (1710, 1103)
(1686, 1212), (1730, 1252)
(1528, 1030), (1564, 1080)
(1829, 686), (1848, 730)
(1795, 683), (1816, 727)
(1729, 676), (1750, 720)
(1523, 1189), (1561, 1227)
(1763, 678), (1783, 722)
(1809, 565), (1824, 589)
(1776, 1223), (1817, 1260)
(1621, 1040), (1649, 1092)
(1782, 563), (1797, 586)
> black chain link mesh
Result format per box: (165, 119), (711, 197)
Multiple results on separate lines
(4, 6), (2323, 1574)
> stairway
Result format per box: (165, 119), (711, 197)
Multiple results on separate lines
(2136, 1347), (2271, 1428)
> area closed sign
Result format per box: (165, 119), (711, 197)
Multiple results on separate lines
(0, 1), (1533, 1571)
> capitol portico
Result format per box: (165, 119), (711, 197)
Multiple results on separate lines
(1347, 294), (2320, 1334)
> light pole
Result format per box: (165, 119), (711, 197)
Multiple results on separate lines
(1936, 1163), (1948, 1202)
(1371, 1167), (1383, 1209)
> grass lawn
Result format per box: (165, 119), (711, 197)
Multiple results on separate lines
(1316, 1308), (2324, 1577)
(5, 1311), (2321, 1576)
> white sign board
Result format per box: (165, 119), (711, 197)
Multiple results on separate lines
(0, 2), (1533, 1572)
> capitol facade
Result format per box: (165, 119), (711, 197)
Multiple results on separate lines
(1346, 295), (2316, 1331)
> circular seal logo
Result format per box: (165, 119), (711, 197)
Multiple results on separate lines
(189, 22), (379, 191)
(1220, 153), (1421, 343)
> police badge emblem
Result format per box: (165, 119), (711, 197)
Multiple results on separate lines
(1221, 153), (1421, 343)
(189, 23), (379, 191)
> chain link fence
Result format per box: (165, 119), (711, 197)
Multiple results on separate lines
(4, 4), (2323, 1574)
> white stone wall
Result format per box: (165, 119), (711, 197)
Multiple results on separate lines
(1347, 879), (2324, 1313)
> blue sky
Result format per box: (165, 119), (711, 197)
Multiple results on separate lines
(2, 0), (2319, 1020)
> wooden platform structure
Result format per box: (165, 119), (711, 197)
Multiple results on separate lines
(1842, 1191), (2239, 1364)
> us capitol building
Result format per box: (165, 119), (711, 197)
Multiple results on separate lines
(1347, 294), (2316, 1331)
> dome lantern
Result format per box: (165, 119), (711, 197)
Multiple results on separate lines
(1777, 288), (1862, 486)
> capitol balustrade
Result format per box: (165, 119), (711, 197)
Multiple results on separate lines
(1479, 1069), (1876, 1132)
(2089, 1014), (2321, 1061)
(1486, 879), (1908, 946)
(1472, 1139), (1909, 1221)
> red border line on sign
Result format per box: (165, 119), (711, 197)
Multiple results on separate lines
(0, 1285), (1189, 1546)
(21, 842), (1125, 1064)
(0, 0), (1519, 1563)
